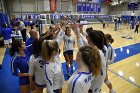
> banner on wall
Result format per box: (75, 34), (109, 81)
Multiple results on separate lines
(67, 1), (72, 11)
(106, 0), (110, 4)
(82, 2), (86, 12)
(77, 2), (83, 12)
(91, 3), (96, 12)
(86, 3), (91, 12)
(96, 4), (101, 13)
(49, 0), (56, 12)
(72, 0), (77, 4)
(44, 0), (50, 11)
(22, 15), (26, 19)
(61, 1), (68, 11)
(57, 0), (62, 11)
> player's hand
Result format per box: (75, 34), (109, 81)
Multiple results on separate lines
(79, 24), (83, 33)
(30, 81), (35, 91)
(55, 25), (61, 31)
(71, 22), (79, 31)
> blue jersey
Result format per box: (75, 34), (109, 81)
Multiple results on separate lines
(26, 37), (35, 46)
(11, 45), (33, 85)
(1, 28), (12, 40)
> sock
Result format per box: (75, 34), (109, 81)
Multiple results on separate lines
(110, 89), (116, 93)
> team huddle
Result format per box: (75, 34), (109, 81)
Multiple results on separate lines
(1, 17), (116, 93)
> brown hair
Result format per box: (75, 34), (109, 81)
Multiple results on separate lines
(9, 40), (22, 56)
(79, 46), (102, 76)
(86, 29), (104, 50)
(105, 34), (114, 44)
(42, 40), (59, 61)
(65, 25), (71, 36)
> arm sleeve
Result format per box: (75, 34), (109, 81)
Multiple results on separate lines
(26, 44), (33, 56)
(108, 47), (115, 64)
(56, 29), (64, 47)
(107, 45), (115, 64)
(28, 57), (35, 75)
(77, 33), (88, 49)
(11, 58), (19, 76)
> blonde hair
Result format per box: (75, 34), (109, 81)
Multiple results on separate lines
(42, 40), (59, 62)
(79, 46), (102, 77)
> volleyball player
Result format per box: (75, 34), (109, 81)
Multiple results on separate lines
(1, 23), (12, 48)
(41, 24), (65, 93)
(10, 40), (33, 93)
(134, 21), (139, 33)
(105, 34), (115, 65)
(26, 30), (39, 46)
(101, 32), (116, 93)
(63, 26), (75, 76)
(118, 17), (122, 30)
(71, 23), (106, 93)
(103, 21), (106, 29)
(68, 46), (102, 93)
(28, 38), (46, 93)
(42, 40), (64, 93)
(18, 19), (26, 42)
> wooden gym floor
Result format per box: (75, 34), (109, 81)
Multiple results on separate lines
(0, 23), (140, 93)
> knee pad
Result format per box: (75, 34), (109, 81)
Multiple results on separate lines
(105, 80), (111, 85)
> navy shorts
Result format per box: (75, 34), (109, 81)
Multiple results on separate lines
(63, 50), (73, 55)
(35, 82), (46, 88)
(54, 89), (60, 93)
(19, 77), (30, 85)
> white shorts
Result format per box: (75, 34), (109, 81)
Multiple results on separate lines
(4, 39), (12, 45)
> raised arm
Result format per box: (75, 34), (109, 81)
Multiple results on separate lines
(71, 23), (88, 49)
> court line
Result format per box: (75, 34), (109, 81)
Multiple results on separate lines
(107, 68), (140, 88)
(60, 42), (140, 63)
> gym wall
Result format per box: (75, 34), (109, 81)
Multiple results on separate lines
(110, 2), (140, 16)
(9, 0), (110, 18)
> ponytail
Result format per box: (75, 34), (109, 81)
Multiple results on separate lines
(42, 40), (59, 62)
(9, 40), (22, 56)
(79, 46), (102, 76)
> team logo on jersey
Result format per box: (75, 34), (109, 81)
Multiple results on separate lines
(84, 75), (92, 84)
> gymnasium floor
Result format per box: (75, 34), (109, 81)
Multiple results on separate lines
(0, 23), (140, 93)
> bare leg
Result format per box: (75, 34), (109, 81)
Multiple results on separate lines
(20, 84), (30, 93)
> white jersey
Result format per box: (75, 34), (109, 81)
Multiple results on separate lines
(56, 29), (65, 47)
(77, 33), (106, 93)
(44, 34), (64, 93)
(107, 44), (115, 65)
(28, 55), (46, 85)
(44, 55), (64, 93)
(103, 45), (108, 62)
(68, 70), (93, 93)
(90, 50), (106, 93)
(77, 33), (88, 49)
(63, 35), (75, 52)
